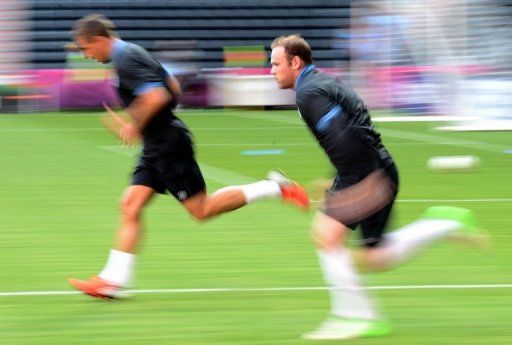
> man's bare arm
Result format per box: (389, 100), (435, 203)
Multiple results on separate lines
(126, 86), (172, 129)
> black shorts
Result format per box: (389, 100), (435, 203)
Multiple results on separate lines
(132, 156), (206, 202)
(324, 163), (399, 247)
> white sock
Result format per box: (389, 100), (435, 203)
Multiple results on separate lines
(380, 219), (461, 265)
(238, 180), (282, 203)
(99, 249), (136, 287)
(317, 248), (379, 320)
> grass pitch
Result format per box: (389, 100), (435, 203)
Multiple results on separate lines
(0, 109), (511, 344)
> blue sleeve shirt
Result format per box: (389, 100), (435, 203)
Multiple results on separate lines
(295, 66), (394, 185)
(110, 40), (193, 159)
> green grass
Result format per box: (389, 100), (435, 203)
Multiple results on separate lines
(0, 109), (511, 344)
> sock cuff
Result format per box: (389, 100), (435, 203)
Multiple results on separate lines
(240, 180), (281, 203)
(109, 249), (136, 263)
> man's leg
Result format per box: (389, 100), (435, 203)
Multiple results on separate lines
(115, 185), (156, 253)
(303, 212), (388, 340)
(69, 185), (156, 298)
(182, 171), (309, 221)
(355, 206), (486, 272)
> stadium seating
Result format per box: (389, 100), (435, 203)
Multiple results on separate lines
(30, 0), (351, 68)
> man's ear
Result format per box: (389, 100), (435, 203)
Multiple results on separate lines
(95, 36), (110, 46)
(292, 55), (302, 70)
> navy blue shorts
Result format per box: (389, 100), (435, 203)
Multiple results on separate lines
(132, 156), (206, 202)
(324, 163), (399, 247)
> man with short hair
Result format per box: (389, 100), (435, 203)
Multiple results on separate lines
(270, 34), (484, 340)
(68, 15), (309, 299)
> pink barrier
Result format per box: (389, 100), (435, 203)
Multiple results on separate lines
(22, 65), (492, 110)
(25, 69), (118, 110)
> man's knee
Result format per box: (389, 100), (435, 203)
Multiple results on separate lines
(120, 197), (143, 220)
(184, 202), (211, 222)
(310, 212), (349, 249)
(359, 248), (392, 272)
(311, 227), (342, 249)
(189, 209), (210, 222)
(181, 191), (212, 222)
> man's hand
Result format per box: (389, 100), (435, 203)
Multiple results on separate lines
(102, 102), (141, 146)
(119, 122), (141, 146)
(126, 87), (170, 129)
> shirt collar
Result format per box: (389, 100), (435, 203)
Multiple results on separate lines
(110, 39), (127, 64)
(294, 64), (315, 89)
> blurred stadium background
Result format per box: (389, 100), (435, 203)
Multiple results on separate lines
(1, 1), (511, 344)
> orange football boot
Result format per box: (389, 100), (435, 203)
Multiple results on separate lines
(68, 276), (124, 299)
(268, 170), (310, 211)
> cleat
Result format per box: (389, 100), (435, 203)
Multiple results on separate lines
(268, 169), (310, 210)
(302, 317), (391, 340)
(68, 276), (127, 299)
(421, 206), (490, 249)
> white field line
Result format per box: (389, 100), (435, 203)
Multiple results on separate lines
(198, 162), (254, 185)
(4, 123), (511, 154)
(372, 115), (482, 123)
(192, 126), (303, 130)
(2, 122), (504, 153)
(99, 145), (140, 157)
(100, 142), (430, 149)
(397, 198), (512, 203)
(0, 126), (304, 132)
(1, 284), (512, 298)
(99, 146), (255, 185)
(232, 113), (512, 154)
(310, 198), (512, 205)
(379, 128), (511, 154)
(178, 111), (475, 122)
(0, 112), (499, 122)
(232, 112), (302, 125)
(0, 128), (106, 132)
(185, 142), (427, 147)
(231, 114), (488, 124)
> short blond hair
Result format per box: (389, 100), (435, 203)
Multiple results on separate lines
(271, 34), (312, 65)
(73, 14), (117, 41)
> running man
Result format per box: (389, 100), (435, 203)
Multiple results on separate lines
(68, 15), (309, 299)
(270, 34), (485, 340)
